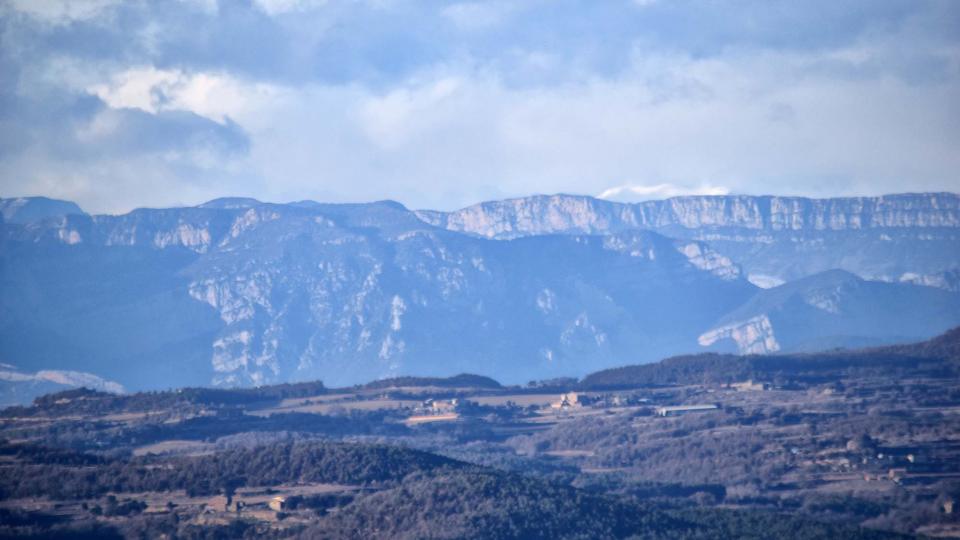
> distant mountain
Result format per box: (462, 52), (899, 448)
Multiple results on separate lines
(1, 194), (958, 395)
(197, 197), (264, 210)
(580, 325), (960, 390)
(887, 325), (960, 360)
(698, 269), (960, 354)
(0, 364), (123, 408)
(0, 197), (86, 224)
(0, 199), (756, 390)
(418, 193), (960, 286)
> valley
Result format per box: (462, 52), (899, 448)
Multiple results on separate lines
(4, 2), (958, 537)
(1, 331), (958, 538)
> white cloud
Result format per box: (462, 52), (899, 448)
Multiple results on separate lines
(231, 46), (960, 212)
(358, 77), (464, 149)
(87, 67), (282, 124)
(4, 2), (960, 215)
(18, 44), (958, 214)
(253, 0), (328, 16)
(597, 183), (730, 202)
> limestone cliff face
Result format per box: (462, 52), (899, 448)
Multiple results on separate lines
(699, 269), (960, 354)
(698, 315), (780, 355)
(417, 193), (960, 237)
(417, 195), (641, 238)
(418, 193), (960, 284)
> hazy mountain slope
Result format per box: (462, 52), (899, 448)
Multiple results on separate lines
(0, 200), (756, 390)
(580, 325), (960, 390)
(0, 240), (225, 390)
(417, 193), (960, 284)
(3, 195), (958, 394)
(0, 364), (124, 408)
(698, 270), (960, 354)
(0, 197), (86, 224)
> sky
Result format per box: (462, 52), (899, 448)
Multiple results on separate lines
(0, 0), (959, 214)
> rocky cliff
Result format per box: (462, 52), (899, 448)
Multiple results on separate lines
(417, 193), (960, 283)
(418, 193), (960, 236)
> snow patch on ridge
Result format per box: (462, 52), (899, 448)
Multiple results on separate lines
(747, 274), (785, 289)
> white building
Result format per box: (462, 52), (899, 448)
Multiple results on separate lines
(655, 404), (718, 417)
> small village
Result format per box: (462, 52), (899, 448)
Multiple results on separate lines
(2, 364), (959, 538)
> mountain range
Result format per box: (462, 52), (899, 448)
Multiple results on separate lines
(1, 192), (958, 397)
(418, 193), (960, 286)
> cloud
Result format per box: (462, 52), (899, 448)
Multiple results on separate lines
(358, 76), (465, 149)
(253, 0), (329, 16)
(225, 46), (959, 211)
(597, 184), (730, 202)
(0, 0), (959, 214)
(0, 96), (252, 214)
(86, 66), (281, 124)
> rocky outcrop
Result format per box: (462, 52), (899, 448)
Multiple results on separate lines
(700, 269), (960, 354)
(898, 269), (960, 292)
(698, 315), (780, 355)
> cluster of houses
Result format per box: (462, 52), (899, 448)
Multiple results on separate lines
(404, 398), (461, 425)
(546, 391), (721, 418)
(418, 397), (458, 414)
(549, 392), (657, 411)
(728, 380), (770, 392)
(550, 392), (582, 411)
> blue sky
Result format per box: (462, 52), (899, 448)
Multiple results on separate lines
(1, 0), (958, 214)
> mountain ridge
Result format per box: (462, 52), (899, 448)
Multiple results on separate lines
(1, 192), (958, 395)
(417, 192), (960, 236)
(0, 196), (86, 224)
(1, 199), (760, 390)
(419, 192), (960, 284)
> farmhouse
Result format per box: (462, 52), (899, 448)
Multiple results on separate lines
(420, 398), (458, 414)
(730, 380), (769, 392)
(888, 468), (908, 482)
(268, 496), (287, 512)
(551, 392), (580, 410)
(655, 404), (718, 417)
